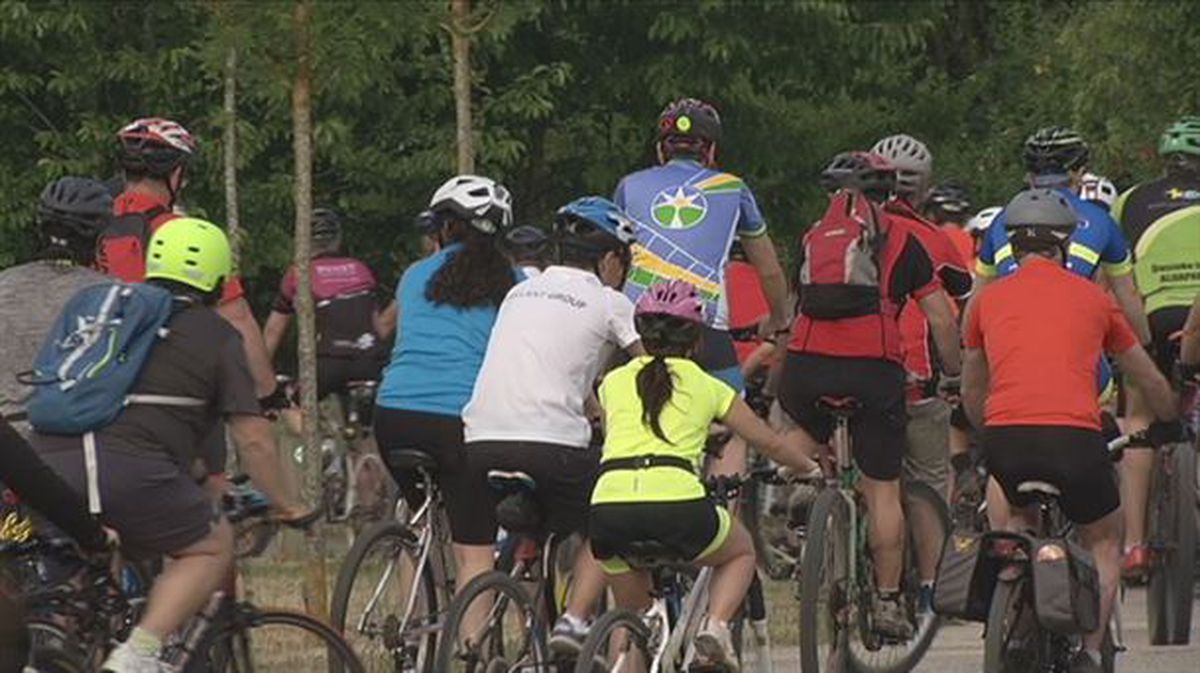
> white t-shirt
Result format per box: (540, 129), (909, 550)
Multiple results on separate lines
(464, 265), (639, 447)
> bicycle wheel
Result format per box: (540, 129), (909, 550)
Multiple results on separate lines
(573, 609), (656, 673)
(202, 605), (365, 673)
(799, 488), (850, 673)
(847, 481), (949, 673)
(1147, 444), (1197, 645)
(434, 570), (548, 673)
(330, 520), (439, 673)
(983, 577), (1043, 673)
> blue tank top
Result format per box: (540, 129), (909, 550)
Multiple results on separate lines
(376, 244), (506, 416)
(614, 159), (767, 329)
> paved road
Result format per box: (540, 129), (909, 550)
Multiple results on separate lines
(768, 588), (1198, 672)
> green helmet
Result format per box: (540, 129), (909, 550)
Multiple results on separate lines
(1157, 116), (1200, 157)
(145, 217), (232, 293)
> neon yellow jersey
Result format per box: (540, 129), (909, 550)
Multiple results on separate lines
(591, 356), (736, 504)
(1133, 205), (1200, 314)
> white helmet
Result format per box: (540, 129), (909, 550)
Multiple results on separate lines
(1078, 172), (1117, 209)
(870, 134), (932, 196)
(429, 175), (513, 235)
(966, 206), (1003, 235)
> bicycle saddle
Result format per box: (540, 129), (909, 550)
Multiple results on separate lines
(816, 396), (861, 415)
(487, 470), (537, 494)
(387, 449), (437, 472)
(1016, 481), (1061, 497)
(346, 380), (379, 392)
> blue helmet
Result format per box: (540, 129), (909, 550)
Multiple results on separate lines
(554, 196), (638, 249)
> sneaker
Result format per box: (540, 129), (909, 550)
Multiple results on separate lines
(548, 614), (588, 657)
(692, 619), (739, 672)
(1068, 650), (1102, 673)
(101, 642), (170, 673)
(871, 594), (915, 641)
(1121, 544), (1151, 580)
(916, 583), (935, 616)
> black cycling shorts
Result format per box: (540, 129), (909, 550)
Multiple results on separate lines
(1148, 306), (1189, 377)
(982, 425), (1120, 525)
(317, 355), (384, 401)
(589, 497), (727, 573)
(373, 407), (492, 545)
(777, 353), (907, 481)
(466, 440), (599, 538)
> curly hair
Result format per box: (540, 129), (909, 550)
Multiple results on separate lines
(425, 221), (515, 308)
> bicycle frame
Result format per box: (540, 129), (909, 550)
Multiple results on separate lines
(828, 414), (861, 602)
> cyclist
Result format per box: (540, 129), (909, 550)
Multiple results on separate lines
(262, 208), (391, 398)
(462, 196), (644, 654)
(614, 97), (791, 477)
(726, 239), (776, 384)
(373, 174), (518, 599)
(1110, 115), (1200, 575)
(1078, 172), (1118, 211)
(924, 179), (977, 271)
(961, 188), (1180, 673)
(781, 150), (962, 640)
(964, 205), (1002, 258)
(32, 218), (305, 673)
(502, 224), (550, 279)
(589, 280), (819, 669)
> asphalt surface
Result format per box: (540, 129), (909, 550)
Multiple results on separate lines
(768, 587), (1198, 672)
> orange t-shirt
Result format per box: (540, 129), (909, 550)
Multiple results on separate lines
(941, 224), (976, 272)
(963, 257), (1138, 430)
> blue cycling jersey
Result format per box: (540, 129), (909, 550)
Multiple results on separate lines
(976, 187), (1133, 280)
(614, 159), (767, 329)
(376, 244), (510, 417)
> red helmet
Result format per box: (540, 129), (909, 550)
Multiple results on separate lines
(117, 117), (197, 176)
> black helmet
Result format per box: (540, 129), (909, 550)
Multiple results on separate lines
(820, 151), (896, 200)
(657, 98), (722, 161)
(925, 180), (973, 219)
(503, 225), (549, 264)
(36, 177), (113, 261)
(1023, 126), (1089, 176)
(1003, 188), (1077, 248)
(312, 208), (342, 243)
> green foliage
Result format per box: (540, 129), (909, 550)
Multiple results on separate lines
(1, 0), (1197, 296)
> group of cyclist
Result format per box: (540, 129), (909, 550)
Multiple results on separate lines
(0, 94), (1197, 673)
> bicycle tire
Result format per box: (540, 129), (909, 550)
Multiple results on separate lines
(1166, 443), (1196, 643)
(847, 480), (949, 673)
(799, 488), (850, 673)
(983, 577), (1043, 673)
(434, 570), (548, 673)
(1147, 450), (1172, 645)
(572, 608), (655, 673)
(201, 606), (366, 673)
(329, 519), (438, 673)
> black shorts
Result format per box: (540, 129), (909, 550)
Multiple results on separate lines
(37, 443), (218, 559)
(982, 425), (1120, 525)
(777, 353), (907, 480)
(697, 325), (745, 393)
(589, 498), (728, 573)
(467, 440), (599, 538)
(1148, 306), (1189, 376)
(317, 355), (384, 401)
(373, 407), (492, 545)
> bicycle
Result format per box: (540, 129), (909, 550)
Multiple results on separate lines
(571, 469), (788, 673)
(10, 497), (363, 673)
(980, 435), (1130, 673)
(797, 396), (948, 673)
(330, 448), (456, 673)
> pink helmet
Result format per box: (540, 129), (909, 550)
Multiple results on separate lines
(635, 280), (705, 324)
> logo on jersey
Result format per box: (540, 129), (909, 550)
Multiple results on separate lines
(651, 185), (708, 229)
(1165, 187), (1200, 201)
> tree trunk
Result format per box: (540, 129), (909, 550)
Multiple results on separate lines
(222, 45), (240, 266)
(450, 0), (474, 173)
(290, 0), (326, 619)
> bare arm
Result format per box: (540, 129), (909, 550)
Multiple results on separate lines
(375, 300), (397, 341)
(1113, 345), (1178, 420)
(741, 234), (791, 334)
(918, 289), (962, 375)
(720, 397), (819, 472)
(1107, 274), (1152, 346)
(741, 341), (777, 378)
(261, 311), (292, 363)
(1182, 292), (1200, 366)
(961, 347), (989, 429)
(229, 414), (306, 518)
(216, 297), (277, 397)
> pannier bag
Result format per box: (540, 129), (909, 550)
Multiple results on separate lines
(1030, 537), (1100, 635)
(933, 530), (1027, 621)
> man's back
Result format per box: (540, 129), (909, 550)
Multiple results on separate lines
(614, 158), (765, 328)
(1114, 174), (1200, 247)
(0, 262), (106, 426)
(965, 258), (1138, 430)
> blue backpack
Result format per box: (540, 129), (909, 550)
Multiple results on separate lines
(24, 282), (199, 435)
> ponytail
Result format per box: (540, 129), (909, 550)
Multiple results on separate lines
(636, 355), (676, 444)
